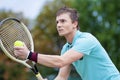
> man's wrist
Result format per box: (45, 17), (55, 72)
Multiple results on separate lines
(27, 51), (38, 63)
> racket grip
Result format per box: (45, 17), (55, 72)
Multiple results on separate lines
(36, 73), (44, 80)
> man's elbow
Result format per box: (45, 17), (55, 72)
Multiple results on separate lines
(54, 58), (67, 68)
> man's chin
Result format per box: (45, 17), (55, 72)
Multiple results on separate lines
(59, 34), (64, 36)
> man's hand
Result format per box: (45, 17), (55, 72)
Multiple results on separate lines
(14, 42), (30, 59)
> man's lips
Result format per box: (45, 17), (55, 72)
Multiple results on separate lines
(58, 29), (63, 32)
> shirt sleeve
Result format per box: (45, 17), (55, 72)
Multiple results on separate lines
(71, 37), (97, 55)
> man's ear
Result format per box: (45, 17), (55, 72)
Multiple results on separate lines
(73, 21), (78, 29)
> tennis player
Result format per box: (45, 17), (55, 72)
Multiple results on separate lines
(14, 7), (120, 80)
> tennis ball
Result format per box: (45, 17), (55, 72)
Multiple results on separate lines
(14, 40), (24, 47)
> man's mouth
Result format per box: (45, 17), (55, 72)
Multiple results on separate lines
(58, 29), (63, 32)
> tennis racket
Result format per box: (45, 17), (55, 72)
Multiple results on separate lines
(0, 17), (44, 80)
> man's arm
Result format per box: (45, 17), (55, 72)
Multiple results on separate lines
(14, 46), (83, 68)
(54, 65), (71, 80)
(37, 49), (83, 68)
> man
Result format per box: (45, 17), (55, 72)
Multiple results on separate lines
(14, 7), (120, 80)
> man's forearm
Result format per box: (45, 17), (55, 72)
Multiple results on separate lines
(54, 77), (67, 80)
(37, 53), (65, 68)
(54, 65), (71, 80)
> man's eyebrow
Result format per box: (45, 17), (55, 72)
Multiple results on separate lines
(57, 19), (66, 21)
(56, 19), (64, 22)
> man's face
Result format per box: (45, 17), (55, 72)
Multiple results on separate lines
(56, 13), (77, 36)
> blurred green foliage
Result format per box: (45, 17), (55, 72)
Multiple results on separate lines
(0, 0), (120, 80)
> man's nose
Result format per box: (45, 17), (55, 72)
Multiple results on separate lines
(57, 22), (62, 28)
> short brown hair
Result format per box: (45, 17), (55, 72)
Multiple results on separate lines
(56, 7), (80, 29)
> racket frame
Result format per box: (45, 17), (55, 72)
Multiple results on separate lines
(0, 18), (43, 80)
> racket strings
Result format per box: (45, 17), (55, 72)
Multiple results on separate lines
(0, 20), (31, 58)
(0, 22), (16, 56)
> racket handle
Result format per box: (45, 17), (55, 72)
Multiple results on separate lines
(36, 73), (44, 80)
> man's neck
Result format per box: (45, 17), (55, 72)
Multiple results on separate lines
(65, 30), (77, 44)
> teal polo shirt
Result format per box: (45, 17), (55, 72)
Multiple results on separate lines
(61, 30), (120, 80)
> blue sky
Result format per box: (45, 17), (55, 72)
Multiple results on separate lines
(0, 0), (52, 19)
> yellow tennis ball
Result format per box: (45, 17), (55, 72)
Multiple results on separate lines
(14, 40), (24, 47)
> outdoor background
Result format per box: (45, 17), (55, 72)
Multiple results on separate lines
(0, 0), (120, 80)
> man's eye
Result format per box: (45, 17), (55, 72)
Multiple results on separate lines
(61, 19), (65, 23)
(56, 21), (58, 24)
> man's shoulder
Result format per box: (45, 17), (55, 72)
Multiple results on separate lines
(75, 31), (93, 41)
(74, 32), (98, 46)
(62, 43), (68, 49)
(76, 31), (93, 38)
(60, 43), (69, 55)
